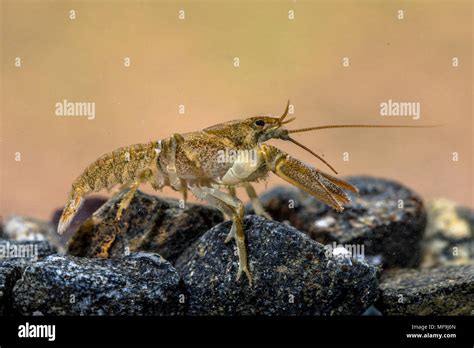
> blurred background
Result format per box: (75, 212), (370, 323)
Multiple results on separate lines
(1, 0), (472, 221)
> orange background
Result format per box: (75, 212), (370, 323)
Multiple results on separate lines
(1, 0), (472, 221)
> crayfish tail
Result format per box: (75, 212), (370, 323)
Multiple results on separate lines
(57, 188), (85, 235)
(57, 141), (161, 235)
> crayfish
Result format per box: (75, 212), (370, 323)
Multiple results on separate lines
(58, 101), (431, 285)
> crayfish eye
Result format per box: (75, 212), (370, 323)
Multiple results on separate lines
(255, 119), (265, 127)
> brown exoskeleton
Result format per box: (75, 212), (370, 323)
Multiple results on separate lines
(58, 101), (433, 285)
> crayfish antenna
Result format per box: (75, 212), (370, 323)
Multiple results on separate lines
(287, 136), (338, 175)
(279, 100), (291, 123)
(288, 124), (440, 134)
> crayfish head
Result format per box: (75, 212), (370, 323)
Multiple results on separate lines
(204, 100), (294, 147)
(255, 100), (339, 175)
(253, 100), (294, 143)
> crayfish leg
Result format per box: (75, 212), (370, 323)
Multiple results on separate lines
(189, 186), (253, 286)
(243, 182), (272, 220)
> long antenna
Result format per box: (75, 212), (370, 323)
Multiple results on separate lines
(289, 124), (439, 134)
(287, 136), (338, 175)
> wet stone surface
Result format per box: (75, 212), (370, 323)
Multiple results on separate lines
(12, 252), (185, 315)
(175, 215), (379, 315)
(251, 176), (427, 268)
(0, 240), (57, 315)
(67, 190), (223, 263)
(377, 264), (474, 315)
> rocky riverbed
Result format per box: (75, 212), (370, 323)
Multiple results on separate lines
(1, 176), (472, 315)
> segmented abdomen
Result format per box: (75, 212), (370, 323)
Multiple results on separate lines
(77, 141), (159, 193)
(58, 141), (161, 234)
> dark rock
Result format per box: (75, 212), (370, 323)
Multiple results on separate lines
(51, 197), (108, 245)
(457, 205), (474, 231)
(2, 216), (63, 252)
(0, 260), (24, 315)
(175, 215), (378, 315)
(12, 253), (185, 315)
(377, 265), (474, 315)
(251, 176), (426, 268)
(67, 190), (223, 263)
(0, 240), (57, 315)
(422, 199), (473, 267)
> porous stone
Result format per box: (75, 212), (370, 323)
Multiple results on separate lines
(377, 265), (474, 315)
(12, 253), (185, 315)
(0, 240), (57, 315)
(175, 215), (379, 315)
(252, 176), (426, 268)
(67, 190), (223, 263)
